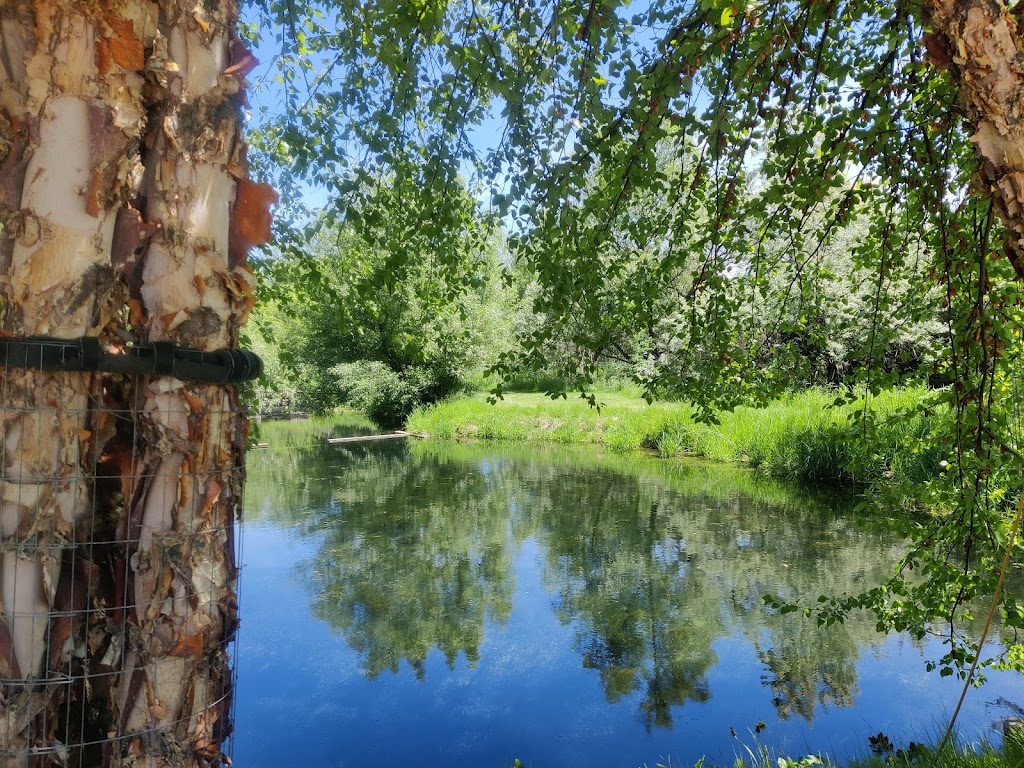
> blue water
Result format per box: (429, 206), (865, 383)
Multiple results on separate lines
(231, 425), (1024, 767)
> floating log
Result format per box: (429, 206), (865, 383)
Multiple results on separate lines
(326, 431), (428, 444)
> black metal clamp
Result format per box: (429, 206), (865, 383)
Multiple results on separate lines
(0, 336), (263, 384)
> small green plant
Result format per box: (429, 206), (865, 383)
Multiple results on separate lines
(777, 757), (823, 768)
(868, 733), (894, 757)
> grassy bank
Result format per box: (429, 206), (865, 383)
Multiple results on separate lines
(407, 387), (947, 486)
(509, 733), (1024, 768)
(687, 737), (1021, 768)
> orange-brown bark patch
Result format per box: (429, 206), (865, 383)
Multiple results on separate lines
(104, 16), (145, 72)
(189, 413), (210, 451)
(198, 478), (222, 521)
(127, 298), (146, 327)
(182, 391), (204, 413)
(178, 474), (190, 512)
(170, 632), (204, 658)
(228, 180), (278, 266)
(85, 170), (102, 216)
(95, 36), (112, 75)
(238, 292), (257, 326)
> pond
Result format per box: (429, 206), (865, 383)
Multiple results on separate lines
(232, 418), (1024, 768)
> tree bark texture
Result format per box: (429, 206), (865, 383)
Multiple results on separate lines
(925, 0), (1024, 277)
(0, 0), (270, 765)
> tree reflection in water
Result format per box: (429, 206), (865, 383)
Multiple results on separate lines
(246, 419), (909, 725)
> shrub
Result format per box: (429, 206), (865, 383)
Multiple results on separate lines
(332, 361), (467, 428)
(332, 362), (419, 428)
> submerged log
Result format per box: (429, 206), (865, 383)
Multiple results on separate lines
(326, 431), (428, 444)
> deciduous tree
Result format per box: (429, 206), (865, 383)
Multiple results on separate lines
(1, 0), (272, 764)
(249, 0), (1024, 683)
(5, 0), (1024, 763)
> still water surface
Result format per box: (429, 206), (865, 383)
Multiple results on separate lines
(233, 418), (1024, 767)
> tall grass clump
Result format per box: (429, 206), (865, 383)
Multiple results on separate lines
(669, 388), (942, 486)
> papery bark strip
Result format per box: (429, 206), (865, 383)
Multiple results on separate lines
(925, 0), (1024, 277)
(0, 0), (259, 764)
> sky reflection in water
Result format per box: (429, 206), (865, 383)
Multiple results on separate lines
(232, 419), (1024, 768)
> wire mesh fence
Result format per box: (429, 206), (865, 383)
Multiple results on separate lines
(0, 339), (245, 767)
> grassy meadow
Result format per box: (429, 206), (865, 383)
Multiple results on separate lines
(407, 386), (947, 487)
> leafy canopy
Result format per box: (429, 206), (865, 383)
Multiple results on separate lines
(246, 0), (974, 402)
(249, 184), (517, 424)
(245, 0), (1024, 679)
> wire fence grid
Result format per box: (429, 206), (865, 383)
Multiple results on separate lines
(0, 342), (243, 767)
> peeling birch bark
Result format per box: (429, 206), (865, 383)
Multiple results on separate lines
(0, 2), (125, 761)
(925, 0), (1024, 277)
(116, 3), (247, 763)
(0, 0), (260, 764)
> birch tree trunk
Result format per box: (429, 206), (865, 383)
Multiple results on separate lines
(925, 0), (1024, 276)
(0, 0), (269, 765)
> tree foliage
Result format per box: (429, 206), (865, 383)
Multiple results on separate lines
(244, 0), (1024, 679)
(250, 196), (518, 424)
(246, 0), (977, 402)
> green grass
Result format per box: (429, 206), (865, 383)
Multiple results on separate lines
(660, 738), (1023, 768)
(702, 730), (1024, 768)
(407, 391), (683, 447)
(407, 387), (948, 487)
(508, 729), (1024, 768)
